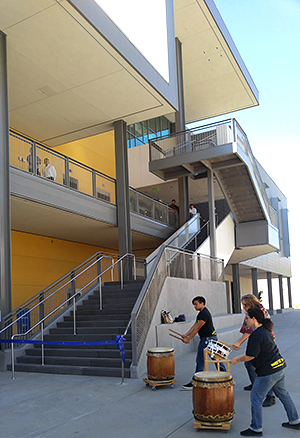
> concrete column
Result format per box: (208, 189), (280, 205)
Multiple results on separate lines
(267, 272), (273, 314)
(174, 38), (189, 225)
(287, 277), (292, 308)
(178, 177), (189, 225)
(0, 31), (12, 323)
(251, 268), (258, 298)
(207, 168), (216, 258)
(278, 275), (284, 309)
(232, 264), (241, 313)
(114, 120), (132, 259)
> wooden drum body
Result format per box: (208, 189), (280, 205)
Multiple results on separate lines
(192, 371), (235, 426)
(146, 347), (175, 381)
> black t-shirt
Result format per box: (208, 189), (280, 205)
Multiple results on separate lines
(196, 307), (216, 338)
(246, 325), (286, 376)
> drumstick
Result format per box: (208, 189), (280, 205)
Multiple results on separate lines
(169, 333), (184, 342)
(169, 328), (183, 338)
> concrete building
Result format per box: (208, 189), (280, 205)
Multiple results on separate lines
(0, 0), (291, 377)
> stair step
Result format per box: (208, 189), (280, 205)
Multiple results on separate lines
(44, 334), (132, 342)
(58, 320), (128, 328)
(50, 327), (128, 335)
(17, 355), (131, 368)
(25, 348), (132, 359)
(8, 363), (129, 378)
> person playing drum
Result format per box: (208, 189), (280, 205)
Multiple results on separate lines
(181, 296), (226, 390)
(230, 307), (300, 436)
(232, 294), (276, 408)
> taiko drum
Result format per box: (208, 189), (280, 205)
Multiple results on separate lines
(146, 347), (175, 381)
(192, 371), (235, 425)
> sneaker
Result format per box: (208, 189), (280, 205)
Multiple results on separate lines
(262, 395), (276, 407)
(240, 428), (263, 436)
(282, 422), (300, 430)
(244, 384), (253, 391)
(182, 382), (193, 390)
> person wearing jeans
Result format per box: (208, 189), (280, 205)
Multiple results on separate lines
(231, 307), (300, 436)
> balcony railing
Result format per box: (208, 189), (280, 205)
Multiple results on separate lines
(9, 130), (178, 228)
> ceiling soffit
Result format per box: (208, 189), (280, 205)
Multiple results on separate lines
(0, 0), (177, 146)
(174, 0), (259, 123)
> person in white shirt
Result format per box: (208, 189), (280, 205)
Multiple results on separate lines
(189, 204), (197, 217)
(42, 158), (57, 181)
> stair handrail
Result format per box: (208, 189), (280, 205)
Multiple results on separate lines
(1, 251), (120, 333)
(0, 253), (139, 345)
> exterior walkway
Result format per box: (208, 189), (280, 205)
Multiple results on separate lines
(1, 310), (300, 438)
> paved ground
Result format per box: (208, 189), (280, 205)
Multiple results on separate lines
(1, 309), (300, 438)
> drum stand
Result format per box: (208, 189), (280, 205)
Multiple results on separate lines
(193, 349), (233, 431)
(143, 377), (176, 391)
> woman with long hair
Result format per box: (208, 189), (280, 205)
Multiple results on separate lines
(232, 294), (275, 407)
(231, 307), (300, 436)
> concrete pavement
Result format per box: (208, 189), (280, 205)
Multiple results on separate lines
(1, 309), (300, 438)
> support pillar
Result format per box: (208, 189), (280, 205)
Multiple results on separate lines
(251, 268), (258, 298)
(278, 275), (284, 309)
(232, 264), (241, 313)
(175, 38), (189, 225)
(207, 168), (216, 258)
(287, 277), (292, 308)
(267, 272), (273, 314)
(0, 31), (12, 324)
(178, 177), (189, 225)
(114, 120), (132, 268)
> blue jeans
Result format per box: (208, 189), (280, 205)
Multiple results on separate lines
(250, 368), (299, 432)
(245, 360), (274, 397)
(195, 335), (226, 373)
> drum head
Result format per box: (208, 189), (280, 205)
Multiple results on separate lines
(193, 371), (232, 382)
(147, 347), (174, 354)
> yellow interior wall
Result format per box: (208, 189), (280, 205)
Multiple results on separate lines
(52, 131), (116, 178)
(11, 230), (118, 309)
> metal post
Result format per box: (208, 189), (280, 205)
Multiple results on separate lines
(278, 275), (284, 309)
(65, 158), (70, 187)
(267, 272), (274, 314)
(92, 170), (97, 198)
(41, 321), (44, 365)
(99, 277), (102, 310)
(133, 256), (136, 280)
(73, 296), (76, 334)
(11, 339), (15, 379)
(120, 260), (123, 290)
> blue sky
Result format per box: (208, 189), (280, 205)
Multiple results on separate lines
(211, 0), (300, 306)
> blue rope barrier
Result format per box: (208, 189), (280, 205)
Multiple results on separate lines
(0, 335), (126, 362)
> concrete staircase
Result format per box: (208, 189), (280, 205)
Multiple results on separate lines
(11, 280), (144, 378)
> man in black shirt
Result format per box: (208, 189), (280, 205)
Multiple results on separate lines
(231, 307), (300, 436)
(181, 296), (225, 389)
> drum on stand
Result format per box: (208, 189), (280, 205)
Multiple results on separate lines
(192, 371), (235, 430)
(146, 347), (175, 381)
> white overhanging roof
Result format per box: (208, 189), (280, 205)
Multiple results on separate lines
(0, 0), (258, 147)
(173, 0), (259, 123)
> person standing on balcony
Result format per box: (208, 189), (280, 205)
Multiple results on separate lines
(42, 158), (57, 181)
(232, 294), (276, 407)
(181, 296), (226, 390)
(189, 204), (197, 217)
(169, 199), (179, 212)
(27, 146), (42, 175)
(231, 307), (300, 436)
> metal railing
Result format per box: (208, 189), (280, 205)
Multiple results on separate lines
(9, 130), (178, 228)
(149, 118), (277, 227)
(0, 252), (144, 349)
(6, 253), (139, 379)
(131, 245), (224, 365)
